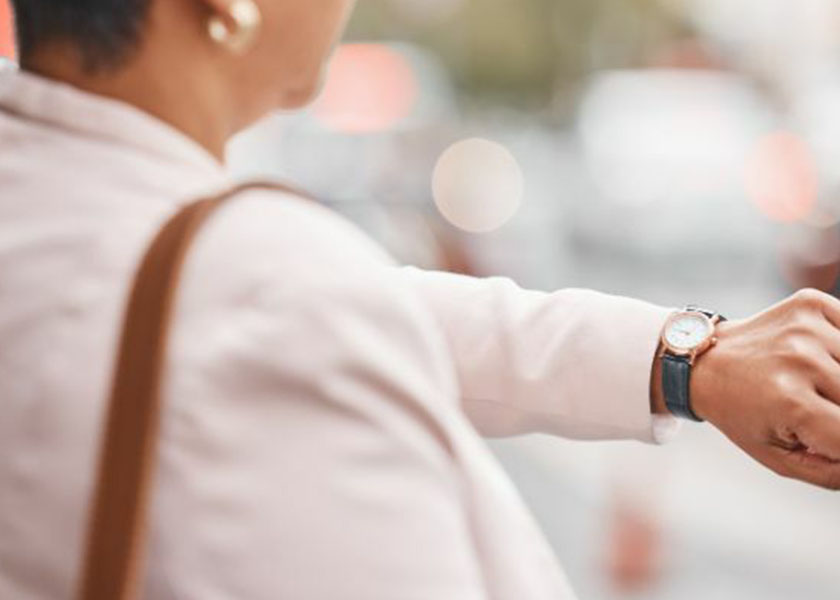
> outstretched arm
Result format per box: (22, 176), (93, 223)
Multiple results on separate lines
(399, 267), (677, 443)
(404, 268), (840, 490)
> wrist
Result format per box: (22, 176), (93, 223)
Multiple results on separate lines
(649, 345), (668, 416)
(655, 308), (729, 422)
(688, 320), (735, 423)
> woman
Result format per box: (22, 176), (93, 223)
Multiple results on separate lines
(2, 1), (840, 599)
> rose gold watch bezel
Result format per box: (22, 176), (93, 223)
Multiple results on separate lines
(659, 311), (721, 365)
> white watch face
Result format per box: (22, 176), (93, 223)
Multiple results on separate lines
(665, 313), (714, 350)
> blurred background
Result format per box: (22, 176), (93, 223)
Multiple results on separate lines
(3, 1), (840, 598)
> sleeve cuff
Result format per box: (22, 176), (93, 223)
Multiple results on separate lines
(652, 414), (682, 444)
(613, 298), (680, 444)
(556, 292), (679, 444)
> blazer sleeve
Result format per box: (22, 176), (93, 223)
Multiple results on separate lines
(398, 267), (679, 444)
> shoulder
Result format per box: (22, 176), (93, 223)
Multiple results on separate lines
(171, 184), (456, 382)
(177, 185), (395, 299)
(173, 185), (447, 360)
(168, 185), (459, 401)
(204, 185), (393, 269)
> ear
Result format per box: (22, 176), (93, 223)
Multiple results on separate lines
(200, 0), (263, 55)
(194, 0), (258, 26)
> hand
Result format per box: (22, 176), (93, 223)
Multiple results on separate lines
(691, 289), (840, 490)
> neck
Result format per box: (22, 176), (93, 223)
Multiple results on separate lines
(23, 44), (232, 162)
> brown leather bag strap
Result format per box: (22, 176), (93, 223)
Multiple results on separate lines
(77, 182), (311, 600)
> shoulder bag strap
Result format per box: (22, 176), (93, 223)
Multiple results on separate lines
(76, 182), (311, 600)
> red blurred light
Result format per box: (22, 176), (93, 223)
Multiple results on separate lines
(0, 0), (13, 59)
(314, 44), (417, 134)
(745, 131), (818, 223)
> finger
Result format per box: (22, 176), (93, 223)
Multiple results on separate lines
(813, 319), (840, 365)
(791, 391), (840, 462)
(812, 351), (840, 405)
(767, 444), (840, 491)
(816, 290), (840, 331)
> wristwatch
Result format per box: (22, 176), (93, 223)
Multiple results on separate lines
(659, 306), (726, 422)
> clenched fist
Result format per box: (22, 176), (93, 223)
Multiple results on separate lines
(688, 289), (840, 490)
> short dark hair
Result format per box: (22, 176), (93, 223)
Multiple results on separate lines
(10, 0), (151, 71)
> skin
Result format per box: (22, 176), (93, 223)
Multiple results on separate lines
(24, 0), (358, 160)
(652, 289), (840, 490)
(19, 1), (840, 490)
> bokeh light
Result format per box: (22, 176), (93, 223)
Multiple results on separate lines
(745, 131), (818, 223)
(0, 0), (13, 60)
(432, 138), (524, 233)
(578, 70), (765, 207)
(314, 43), (418, 134)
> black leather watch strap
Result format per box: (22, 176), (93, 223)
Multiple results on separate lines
(662, 354), (702, 422)
(686, 306), (721, 320)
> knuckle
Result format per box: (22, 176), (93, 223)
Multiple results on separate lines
(768, 371), (801, 400)
(774, 327), (825, 370)
(772, 339), (819, 376)
(784, 309), (820, 334)
(798, 349), (825, 377)
(778, 331), (813, 357)
(792, 288), (829, 312)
